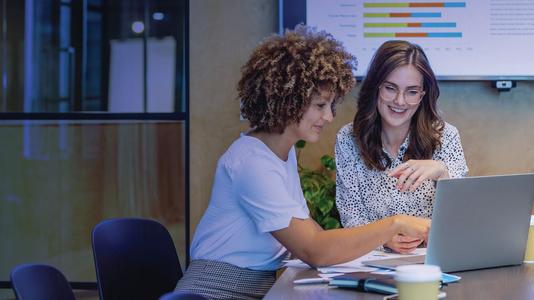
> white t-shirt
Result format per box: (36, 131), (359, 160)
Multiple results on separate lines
(190, 135), (310, 271)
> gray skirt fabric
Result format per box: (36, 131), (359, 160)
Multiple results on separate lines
(175, 259), (276, 300)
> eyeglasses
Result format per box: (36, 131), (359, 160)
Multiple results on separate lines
(379, 83), (425, 105)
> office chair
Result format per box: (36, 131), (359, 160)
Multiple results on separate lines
(10, 263), (76, 300)
(159, 291), (208, 300)
(92, 218), (182, 300)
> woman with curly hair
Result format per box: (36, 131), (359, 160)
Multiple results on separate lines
(175, 27), (431, 299)
(335, 40), (468, 254)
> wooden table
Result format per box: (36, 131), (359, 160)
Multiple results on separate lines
(264, 264), (534, 299)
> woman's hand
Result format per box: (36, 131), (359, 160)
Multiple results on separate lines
(386, 215), (429, 253)
(388, 159), (449, 192)
(385, 234), (424, 254)
(391, 215), (431, 243)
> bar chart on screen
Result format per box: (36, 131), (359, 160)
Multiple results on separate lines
(304, 0), (534, 78)
(362, 1), (465, 39)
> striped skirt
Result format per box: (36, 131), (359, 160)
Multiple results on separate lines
(175, 259), (276, 300)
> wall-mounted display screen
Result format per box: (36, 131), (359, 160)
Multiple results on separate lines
(281, 0), (534, 80)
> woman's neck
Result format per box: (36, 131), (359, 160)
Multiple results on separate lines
(381, 125), (410, 157)
(249, 130), (295, 161)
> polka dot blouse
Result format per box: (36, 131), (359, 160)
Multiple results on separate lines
(335, 122), (469, 228)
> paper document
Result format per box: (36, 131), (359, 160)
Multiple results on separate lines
(283, 248), (427, 273)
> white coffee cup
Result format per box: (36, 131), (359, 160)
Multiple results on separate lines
(524, 215), (534, 262)
(395, 264), (442, 300)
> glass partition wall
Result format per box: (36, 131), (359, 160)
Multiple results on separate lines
(0, 0), (189, 293)
(1, 0), (186, 114)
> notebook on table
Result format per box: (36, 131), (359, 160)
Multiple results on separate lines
(363, 173), (534, 273)
(329, 272), (397, 295)
(328, 271), (458, 295)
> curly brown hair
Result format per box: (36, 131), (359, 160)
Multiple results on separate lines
(354, 40), (444, 171)
(238, 25), (357, 133)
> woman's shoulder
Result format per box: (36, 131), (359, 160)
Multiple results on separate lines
(336, 123), (357, 147)
(336, 122), (361, 156)
(225, 135), (272, 161)
(223, 135), (289, 172)
(441, 122), (460, 140)
(336, 122), (354, 139)
(224, 135), (254, 158)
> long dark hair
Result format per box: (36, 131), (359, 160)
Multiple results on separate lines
(353, 40), (443, 171)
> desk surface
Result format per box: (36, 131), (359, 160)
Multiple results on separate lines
(264, 264), (534, 299)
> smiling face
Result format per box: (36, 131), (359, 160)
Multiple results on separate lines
(285, 88), (335, 143)
(377, 64), (424, 133)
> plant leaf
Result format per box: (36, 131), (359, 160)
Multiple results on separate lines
(317, 196), (334, 215)
(298, 149), (340, 230)
(320, 155), (336, 171)
(295, 140), (306, 149)
(321, 216), (341, 230)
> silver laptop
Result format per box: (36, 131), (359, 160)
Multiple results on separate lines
(363, 173), (534, 272)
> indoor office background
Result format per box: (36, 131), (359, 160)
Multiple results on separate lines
(188, 0), (534, 234)
(0, 0), (187, 298)
(2, 0), (534, 299)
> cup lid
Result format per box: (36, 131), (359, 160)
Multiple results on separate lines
(395, 264), (442, 282)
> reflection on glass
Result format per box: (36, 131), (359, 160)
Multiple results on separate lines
(0, 0), (186, 113)
(109, 37), (176, 112)
(0, 122), (187, 283)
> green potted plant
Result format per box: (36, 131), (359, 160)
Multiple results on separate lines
(296, 140), (341, 230)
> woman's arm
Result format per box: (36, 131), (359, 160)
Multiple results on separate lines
(438, 125), (468, 178)
(271, 215), (430, 267)
(388, 125), (468, 192)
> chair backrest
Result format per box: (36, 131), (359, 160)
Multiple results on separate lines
(10, 264), (76, 300)
(159, 292), (208, 300)
(92, 218), (182, 300)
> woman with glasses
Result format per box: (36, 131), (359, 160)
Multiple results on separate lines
(335, 40), (468, 254)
